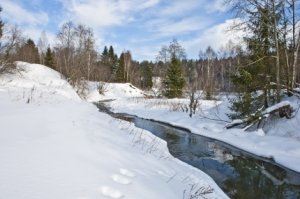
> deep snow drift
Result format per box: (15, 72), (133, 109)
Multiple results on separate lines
(0, 62), (228, 199)
(87, 81), (300, 173)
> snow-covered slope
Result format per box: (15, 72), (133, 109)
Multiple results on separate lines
(0, 62), (228, 199)
(0, 62), (80, 103)
(86, 82), (146, 102)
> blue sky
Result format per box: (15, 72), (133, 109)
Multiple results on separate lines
(1, 0), (242, 61)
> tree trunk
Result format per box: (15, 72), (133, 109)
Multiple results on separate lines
(292, 31), (300, 88)
(271, 0), (281, 103)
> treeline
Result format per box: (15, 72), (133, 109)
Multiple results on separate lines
(1, 1), (300, 119)
(155, 39), (240, 99)
(0, 10), (153, 90)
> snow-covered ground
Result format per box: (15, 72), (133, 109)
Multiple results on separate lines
(86, 82), (145, 102)
(0, 62), (228, 199)
(87, 81), (300, 173)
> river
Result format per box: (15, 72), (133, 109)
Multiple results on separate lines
(95, 102), (300, 199)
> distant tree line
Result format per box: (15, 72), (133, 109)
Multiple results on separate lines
(1, 1), (300, 120)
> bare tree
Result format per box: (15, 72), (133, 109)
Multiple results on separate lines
(123, 50), (132, 82)
(1, 25), (24, 61)
(204, 46), (216, 99)
(157, 45), (168, 63)
(57, 21), (75, 76)
(37, 30), (49, 65)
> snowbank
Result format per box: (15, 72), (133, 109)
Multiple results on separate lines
(107, 95), (300, 173)
(86, 81), (146, 102)
(0, 61), (80, 102)
(0, 62), (228, 199)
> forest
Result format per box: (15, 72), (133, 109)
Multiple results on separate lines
(0, 0), (299, 121)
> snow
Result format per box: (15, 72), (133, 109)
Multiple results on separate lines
(263, 100), (291, 114)
(91, 86), (300, 173)
(86, 82), (146, 102)
(0, 62), (228, 199)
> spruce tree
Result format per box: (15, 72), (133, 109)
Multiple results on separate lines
(18, 39), (40, 63)
(0, 7), (4, 39)
(141, 61), (153, 89)
(102, 46), (108, 64)
(229, 1), (279, 119)
(108, 46), (115, 65)
(163, 56), (185, 98)
(108, 45), (118, 78)
(116, 53), (125, 82)
(44, 47), (54, 69)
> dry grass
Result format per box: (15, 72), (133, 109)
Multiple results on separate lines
(129, 97), (202, 113)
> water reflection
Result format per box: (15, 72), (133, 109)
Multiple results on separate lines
(133, 117), (300, 199)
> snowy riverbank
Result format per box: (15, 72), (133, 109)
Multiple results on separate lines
(87, 82), (300, 173)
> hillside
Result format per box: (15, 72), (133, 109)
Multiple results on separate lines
(0, 62), (227, 199)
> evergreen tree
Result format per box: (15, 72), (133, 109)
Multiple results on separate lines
(44, 47), (54, 69)
(108, 45), (118, 78)
(230, 68), (260, 119)
(102, 46), (108, 64)
(163, 56), (185, 98)
(108, 46), (115, 65)
(0, 6), (4, 39)
(18, 39), (40, 63)
(228, 0), (282, 119)
(103, 46), (108, 56)
(116, 53), (125, 82)
(141, 61), (153, 89)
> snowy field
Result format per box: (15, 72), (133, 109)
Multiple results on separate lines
(0, 62), (228, 199)
(87, 81), (300, 173)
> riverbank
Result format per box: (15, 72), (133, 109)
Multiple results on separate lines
(108, 98), (300, 173)
(87, 82), (300, 173)
(0, 62), (228, 199)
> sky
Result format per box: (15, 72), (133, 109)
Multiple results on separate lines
(1, 0), (243, 61)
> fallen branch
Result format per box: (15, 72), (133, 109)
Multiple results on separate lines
(226, 101), (294, 130)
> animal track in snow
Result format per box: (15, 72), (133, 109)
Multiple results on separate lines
(119, 168), (135, 178)
(112, 174), (131, 185)
(100, 186), (123, 198)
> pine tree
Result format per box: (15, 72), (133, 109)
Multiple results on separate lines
(44, 47), (54, 69)
(163, 56), (185, 98)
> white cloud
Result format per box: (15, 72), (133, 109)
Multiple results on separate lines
(60, 0), (160, 29)
(22, 27), (56, 47)
(182, 19), (245, 58)
(159, 0), (200, 17)
(148, 16), (211, 36)
(205, 0), (229, 13)
(137, 0), (160, 10)
(68, 1), (126, 28)
(1, 0), (49, 26)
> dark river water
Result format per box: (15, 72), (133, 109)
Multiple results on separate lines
(95, 103), (300, 199)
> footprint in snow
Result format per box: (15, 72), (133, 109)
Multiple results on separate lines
(100, 186), (124, 198)
(112, 174), (131, 185)
(119, 168), (135, 178)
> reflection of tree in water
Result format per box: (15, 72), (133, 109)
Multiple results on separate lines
(223, 157), (300, 199)
(164, 129), (181, 143)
